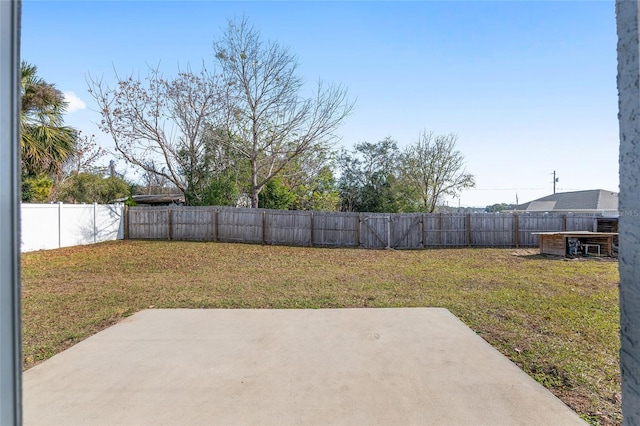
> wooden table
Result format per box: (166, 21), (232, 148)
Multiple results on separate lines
(533, 231), (618, 257)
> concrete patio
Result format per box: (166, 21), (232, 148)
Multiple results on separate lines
(23, 308), (585, 425)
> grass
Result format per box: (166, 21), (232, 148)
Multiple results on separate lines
(21, 240), (620, 425)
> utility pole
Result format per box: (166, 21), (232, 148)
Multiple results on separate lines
(552, 171), (559, 194)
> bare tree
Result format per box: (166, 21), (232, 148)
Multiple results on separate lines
(400, 131), (475, 213)
(88, 66), (223, 204)
(214, 17), (354, 208)
(61, 131), (107, 177)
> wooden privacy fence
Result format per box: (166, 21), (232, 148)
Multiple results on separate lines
(125, 206), (607, 249)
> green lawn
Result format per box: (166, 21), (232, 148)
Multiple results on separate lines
(21, 240), (620, 425)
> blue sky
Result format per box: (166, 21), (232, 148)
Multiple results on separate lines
(21, 1), (619, 208)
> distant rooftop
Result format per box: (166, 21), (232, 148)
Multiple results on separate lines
(515, 189), (618, 213)
(113, 194), (186, 205)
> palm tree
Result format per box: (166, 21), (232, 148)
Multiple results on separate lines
(20, 61), (75, 177)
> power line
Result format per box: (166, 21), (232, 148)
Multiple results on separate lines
(465, 188), (545, 191)
(466, 187), (595, 192)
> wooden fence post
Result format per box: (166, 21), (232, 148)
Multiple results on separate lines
(466, 214), (472, 247)
(514, 214), (519, 248)
(212, 209), (217, 242)
(215, 208), (220, 242)
(356, 214), (361, 247)
(167, 208), (173, 241)
(309, 212), (314, 247)
(562, 214), (567, 231)
(420, 214), (425, 249)
(124, 205), (129, 240)
(262, 210), (266, 244)
(438, 213), (443, 247)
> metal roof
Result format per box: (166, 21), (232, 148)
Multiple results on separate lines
(113, 194), (186, 205)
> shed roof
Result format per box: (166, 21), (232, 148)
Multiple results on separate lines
(113, 194), (185, 205)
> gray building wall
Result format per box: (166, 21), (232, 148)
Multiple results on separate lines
(0, 0), (22, 424)
(617, 1), (640, 423)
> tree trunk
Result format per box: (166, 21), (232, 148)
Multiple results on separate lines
(251, 160), (259, 208)
(251, 188), (259, 208)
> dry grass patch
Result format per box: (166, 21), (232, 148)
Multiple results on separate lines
(22, 240), (620, 424)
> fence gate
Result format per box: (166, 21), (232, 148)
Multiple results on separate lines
(391, 214), (423, 249)
(359, 214), (391, 249)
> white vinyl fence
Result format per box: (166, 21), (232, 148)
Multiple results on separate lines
(21, 203), (125, 252)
